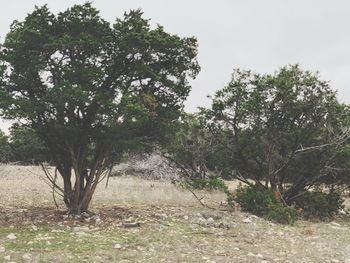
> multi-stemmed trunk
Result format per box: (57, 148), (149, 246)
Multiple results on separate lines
(43, 144), (109, 215)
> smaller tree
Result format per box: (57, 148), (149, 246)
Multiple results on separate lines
(203, 65), (350, 204)
(164, 114), (230, 209)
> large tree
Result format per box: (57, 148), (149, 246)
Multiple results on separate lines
(0, 3), (200, 214)
(203, 65), (350, 204)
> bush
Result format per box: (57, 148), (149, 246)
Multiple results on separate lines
(174, 173), (228, 191)
(234, 185), (299, 224)
(294, 190), (345, 219)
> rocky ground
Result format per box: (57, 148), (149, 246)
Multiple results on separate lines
(0, 165), (350, 263)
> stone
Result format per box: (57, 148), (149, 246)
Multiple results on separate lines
(22, 253), (31, 260)
(242, 218), (252, 223)
(338, 209), (346, 215)
(6, 233), (16, 240)
(201, 211), (223, 220)
(4, 255), (10, 261)
(114, 244), (122, 249)
(207, 217), (215, 224)
(256, 253), (263, 258)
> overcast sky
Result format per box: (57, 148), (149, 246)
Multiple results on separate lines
(1, 0), (350, 131)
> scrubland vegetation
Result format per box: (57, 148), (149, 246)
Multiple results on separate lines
(1, 2), (350, 262)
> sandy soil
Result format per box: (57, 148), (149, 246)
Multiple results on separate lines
(0, 165), (349, 263)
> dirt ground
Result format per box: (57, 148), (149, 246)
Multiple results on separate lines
(0, 165), (349, 263)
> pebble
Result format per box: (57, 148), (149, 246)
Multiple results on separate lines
(338, 210), (346, 215)
(256, 253), (263, 258)
(331, 260), (339, 263)
(207, 217), (214, 224)
(6, 233), (16, 240)
(243, 218), (252, 223)
(114, 243), (122, 249)
(4, 255), (10, 260)
(22, 253), (31, 260)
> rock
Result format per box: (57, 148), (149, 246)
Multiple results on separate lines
(0, 246), (4, 252)
(4, 255), (10, 261)
(31, 225), (38, 231)
(256, 253), (263, 258)
(234, 247), (240, 251)
(6, 233), (16, 240)
(81, 212), (90, 218)
(114, 243), (122, 249)
(247, 252), (255, 257)
(73, 226), (90, 232)
(214, 222), (230, 229)
(155, 213), (167, 219)
(22, 253), (31, 260)
(201, 211), (223, 220)
(339, 209), (346, 215)
(331, 260), (340, 263)
(173, 212), (185, 217)
(123, 222), (141, 227)
(75, 231), (89, 236)
(207, 217), (215, 224)
(330, 222), (341, 226)
(242, 218), (252, 223)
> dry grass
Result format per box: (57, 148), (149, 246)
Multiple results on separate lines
(0, 164), (350, 263)
(0, 165), (226, 208)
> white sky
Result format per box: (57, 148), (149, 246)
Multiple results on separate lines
(1, 0), (350, 132)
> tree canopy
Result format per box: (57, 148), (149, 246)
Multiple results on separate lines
(202, 65), (350, 204)
(0, 3), (200, 214)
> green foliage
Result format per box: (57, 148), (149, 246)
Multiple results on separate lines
(235, 185), (298, 224)
(9, 123), (48, 164)
(175, 173), (228, 191)
(0, 129), (12, 163)
(203, 65), (350, 203)
(294, 190), (345, 219)
(0, 3), (199, 214)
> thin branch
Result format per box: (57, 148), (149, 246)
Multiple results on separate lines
(40, 163), (65, 195)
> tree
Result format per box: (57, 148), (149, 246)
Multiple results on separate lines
(0, 3), (200, 214)
(9, 123), (48, 164)
(0, 129), (12, 163)
(203, 65), (350, 204)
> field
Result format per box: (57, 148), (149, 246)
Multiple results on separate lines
(0, 165), (350, 263)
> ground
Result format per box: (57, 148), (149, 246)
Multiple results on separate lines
(0, 165), (349, 263)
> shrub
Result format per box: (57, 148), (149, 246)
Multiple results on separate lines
(174, 173), (228, 191)
(294, 190), (345, 219)
(234, 185), (298, 224)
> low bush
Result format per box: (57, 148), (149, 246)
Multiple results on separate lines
(234, 185), (299, 224)
(294, 190), (345, 219)
(173, 173), (229, 191)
